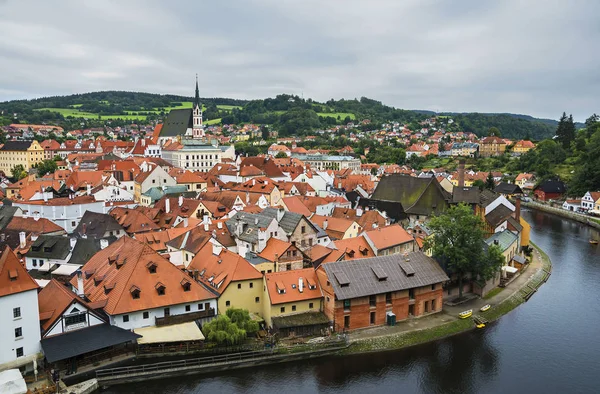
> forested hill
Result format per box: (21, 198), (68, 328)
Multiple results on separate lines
(1, 91), (558, 140)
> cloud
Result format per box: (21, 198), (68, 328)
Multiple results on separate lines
(0, 0), (598, 120)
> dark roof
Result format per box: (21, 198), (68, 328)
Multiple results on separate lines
(0, 140), (34, 151)
(356, 198), (406, 222)
(535, 179), (567, 194)
(27, 235), (71, 260)
(159, 109), (193, 138)
(479, 189), (499, 208)
(507, 216), (523, 233)
(485, 204), (514, 228)
(513, 254), (526, 264)
(261, 207), (307, 235)
(494, 182), (523, 195)
(272, 312), (330, 329)
(73, 211), (124, 239)
(40, 324), (141, 363)
(0, 229), (26, 251)
(67, 237), (117, 266)
(226, 212), (274, 244)
(0, 205), (18, 230)
(323, 252), (449, 300)
(452, 186), (481, 204)
(371, 174), (450, 216)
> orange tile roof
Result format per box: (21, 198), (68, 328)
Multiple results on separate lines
(310, 215), (359, 240)
(71, 236), (214, 315)
(188, 241), (262, 295)
(282, 196), (313, 217)
(264, 268), (322, 305)
(258, 238), (294, 262)
(364, 224), (413, 250)
(304, 244), (333, 263)
(65, 171), (105, 190)
(0, 247), (38, 297)
(331, 207), (386, 230)
(38, 279), (97, 332)
(6, 216), (66, 234)
(134, 227), (190, 251)
(109, 207), (160, 234)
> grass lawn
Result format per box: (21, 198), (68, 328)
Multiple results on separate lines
(216, 105), (241, 111)
(317, 112), (356, 120)
(36, 107), (148, 121)
(422, 157), (453, 169)
(554, 163), (576, 182)
(483, 287), (504, 299)
(205, 118), (221, 125)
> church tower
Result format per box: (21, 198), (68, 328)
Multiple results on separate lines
(192, 74), (204, 138)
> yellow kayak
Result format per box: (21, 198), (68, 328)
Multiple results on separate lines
(476, 323), (486, 329)
(459, 310), (473, 319)
(480, 304), (491, 312)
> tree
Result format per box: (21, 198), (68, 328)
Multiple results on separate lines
(425, 204), (500, 298)
(275, 151), (288, 159)
(555, 112), (575, 149)
(201, 315), (247, 346)
(473, 179), (486, 191)
(485, 172), (495, 190)
(488, 127), (501, 137)
(36, 160), (58, 177)
(11, 164), (27, 181)
(226, 308), (259, 334)
(261, 126), (269, 141)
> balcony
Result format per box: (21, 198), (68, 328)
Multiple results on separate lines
(155, 308), (215, 327)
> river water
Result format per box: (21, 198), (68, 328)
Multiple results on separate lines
(102, 210), (600, 394)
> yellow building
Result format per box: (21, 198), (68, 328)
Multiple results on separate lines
(479, 136), (507, 157)
(188, 241), (264, 316)
(262, 268), (324, 330)
(512, 140), (535, 155)
(519, 217), (531, 248)
(0, 140), (45, 175)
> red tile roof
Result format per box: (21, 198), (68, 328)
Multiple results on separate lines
(364, 224), (413, 250)
(264, 268), (322, 305)
(0, 247), (38, 297)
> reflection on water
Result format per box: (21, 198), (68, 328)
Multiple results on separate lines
(103, 210), (600, 394)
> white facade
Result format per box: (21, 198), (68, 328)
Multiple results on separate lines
(109, 299), (217, 330)
(44, 301), (105, 338)
(162, 144), (224, 172)
(93, 185), (135, 202)
(13, 200), (108, 233)
(581, 192), (599, 211)
(293, 172), (330, 197)
(0, 289), (41, 366)
(137, 166), (177, 195)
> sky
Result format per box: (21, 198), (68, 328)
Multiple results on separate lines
(0, 0), (598, 120)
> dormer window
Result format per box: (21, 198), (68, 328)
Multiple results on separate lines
(155, 282), (166, 296)
(130, 285), (141, 299)
(276, 281), (286, 294)
(147, 262), (157, 274)
(181, 279), (191, 292)
(104, 283), (115, 294)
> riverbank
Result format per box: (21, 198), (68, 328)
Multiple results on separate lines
(522, 200), (600, 230)
(339, 242), (552, 355)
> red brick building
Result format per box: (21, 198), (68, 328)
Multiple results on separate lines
(317, 252), (449, 331)
(533, 179), (567, 202)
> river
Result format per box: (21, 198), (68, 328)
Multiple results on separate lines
(102, 209), (600, 394)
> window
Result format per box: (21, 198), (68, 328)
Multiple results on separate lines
(16, 347), (23, 358)
(370, 311), (376, 325)
(280, 307), (285, 313)
(185, 305), (191, 312)
(301, 240), (306, 247)
(13, 307), (21, 319)
(327, 296), (330, 302)
(432, 299), (436, 311)
(386, 292), (392, 305)
(255, 297), (260, 303)
(143, 311), (149, 319)
(344, 315), (350, 329)
(309, 238), (313, 246)
(409, 289), (415, 300)
(65, 313), (86, 326)
(301, 226), (306, 234)
(249, 282), (254, 288)
(424, 301), (430, 313)
(198, 304), (204, 310)
(14, 327), (22, 338)
(343, 299), (351, 311)
(71, 221), (76, 227)
(286, 263), (292, 271)
(237, 283), (242, 289)
(369, 295), (376, 307)
(32, 259), (37, 267)
(131, 289), (140, 299)
(292, 305), (296, 311)
(122, 315), (129, 323)
(164, 308), (170, 317)
(309, 302), (314, 309)
(431, 284), (436, 291)
(226, 301), (231, 307)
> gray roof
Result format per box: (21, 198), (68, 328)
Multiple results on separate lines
(27, 235), (71, 260)
(323, 252), (449, 300)
(67, 237), (117, 266)
(159, 109), (193, 138)
(485, 204), (513, 228)
(261, 207), (304, 235)
(485, 229), (518, 252)
(494, 182), (523, 195)
(245, 251), (271, 267)
(452, 186), (481, 204)
(73, 211), (123, 239)
(0, 140), (34, 151)
(227, 212), (274, 244)
(513, 254), (526, 264)
(0, 205), (18, 230)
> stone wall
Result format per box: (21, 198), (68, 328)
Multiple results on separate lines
(522, 201), (600, 230)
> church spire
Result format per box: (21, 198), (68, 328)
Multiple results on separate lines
(194, 74), (200, 108)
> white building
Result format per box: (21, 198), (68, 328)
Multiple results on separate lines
(162, 139), (226, 172)
(0, 248), (41, 372)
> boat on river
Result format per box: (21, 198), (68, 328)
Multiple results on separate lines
(459, 310), (473, 319)
(590, 239), (599, 245)
(480, 304), (491, 312)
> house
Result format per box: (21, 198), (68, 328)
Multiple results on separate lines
(6, 216), (66, 236)
(363, 224), (415, 256)
(562, 199), (581, 211)
(370, 175), (451, 224)
(512, 140), (535, 156)
(261, 207), (319, 252)
(71, 236), (218, 330)
(515, 173), (536, 190)
(73, 211), (125, 239)
(268, 144), (291, 157)
(133, 165), (177, 202)
(475, 229), (521, 296)
(331, 207), (388, 230)
(257, 238), (306, 272)
(479, 136), (507, 157)
(37, 279), (140, 370)
(313, 236), (376, 266)
(581, 192), (600, 212)
(0, 247), (41, 372)
(317, 252), (449, 331)
(0, 140), (45, 175)
(262, 268), (327, 336)
(310, 215), (361, 240)
(187, 240), (263, 316)
(494, 182), (523, 197)
(534, 179), (567, 202)
(108, 207), (160, 235)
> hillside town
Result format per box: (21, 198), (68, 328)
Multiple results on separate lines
(0, 82), (594, 392)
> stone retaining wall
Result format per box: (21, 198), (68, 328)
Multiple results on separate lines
(522, 201), (600, 230)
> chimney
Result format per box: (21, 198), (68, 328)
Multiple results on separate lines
(299, 277), (304, 293)
(100, 239), (109, 249)
(204, 221), (210, 231)
(356, 206), (363, 217)
(165, 198), (170, 213)
(183, 217), (189, 227)
(217, 221), (223, 229)
(203, 214), (209, 225)
(323, 219), (328, 230)
(76, 270), (84, 297)
(494, 239), (499, 245)
(19, 231), (26, 248)
(43, 191), (48, 202)
(70, 237), (77, 250)
(458, 159), (465, 188)
(264, 180), (268, 185)
(252, 179), (256, 186)
(178, 195), (184, 207)
(246, 192), (250, 205)
(34, 213), (40, 221)
(515, 198), (521, 222)
(87, 183), (92, 196)
(276, 207), (285, 222)
(212, 240), (223, 256)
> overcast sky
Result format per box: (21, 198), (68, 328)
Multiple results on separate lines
(0, 0), (598, 120)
